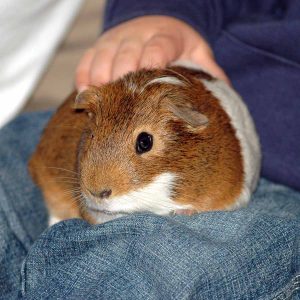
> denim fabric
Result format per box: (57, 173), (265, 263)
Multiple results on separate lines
(0, 112), (299, 300)
(0, 112), (51, 299)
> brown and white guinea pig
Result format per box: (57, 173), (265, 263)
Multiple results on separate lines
(29, 61), (261, 225)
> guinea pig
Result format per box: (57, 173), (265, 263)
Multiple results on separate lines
(29, 61), (261, 225)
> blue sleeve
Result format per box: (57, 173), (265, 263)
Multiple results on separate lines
(103, 0), (283, 45)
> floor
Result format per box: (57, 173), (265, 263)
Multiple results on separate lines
(24, 0), (105, 111)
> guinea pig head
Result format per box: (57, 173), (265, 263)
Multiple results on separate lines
(74, 66), (244, 223)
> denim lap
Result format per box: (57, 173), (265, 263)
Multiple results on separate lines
(0, 112), (299, 299)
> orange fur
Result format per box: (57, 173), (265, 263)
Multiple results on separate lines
(29, 92), (87, 220)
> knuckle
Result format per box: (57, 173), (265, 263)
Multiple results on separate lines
(143, 52), (165, 64)
(145, 42), (164, 53)
(114, 51), (139, 67)
(90, 68), (105, 84)
(115, 50), (134, 61)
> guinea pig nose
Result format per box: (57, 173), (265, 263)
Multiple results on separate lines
(99, 189), (112, 199)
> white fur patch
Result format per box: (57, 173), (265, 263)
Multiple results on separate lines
(146, 76), (184, 87)
(139, 76), (185, 94)
(48, 215), (62, 227)
(84, 172), (191, 223)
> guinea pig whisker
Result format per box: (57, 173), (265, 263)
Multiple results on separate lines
(68, 197), (83, 210)
(60, 189), (85, 208)
(52, 179), (79, 183)
(69, 193), (83, 202)
(52, 178), (79, 183)
(66, 189), (82, 197)
(45, 166), (79, 175)
(77, 194), (90, 212)
(66, 185), (81, 190)
(69, 189), (82, 195)
(50, 180), (80, 186)
(59, 192), (78, 199)
(48, 125), (85, 130)
(77, 180), (89, 193)
(54, 175), (78, 179)
(62, 187), (82, 193)
(51, 177), (79, 182)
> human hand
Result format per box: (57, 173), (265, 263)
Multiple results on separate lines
(75, 15), (229, 91)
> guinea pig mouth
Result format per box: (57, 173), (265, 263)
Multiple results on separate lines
(86, 206), (129, 216)
(85, 206), (129, 224)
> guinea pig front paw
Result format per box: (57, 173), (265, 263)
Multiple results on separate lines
(48, 215), (64, 227)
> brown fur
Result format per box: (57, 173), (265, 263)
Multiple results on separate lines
(29, 66), (244, 222)
(29, 92), (88, 220)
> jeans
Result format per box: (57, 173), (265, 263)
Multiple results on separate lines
(0, 112), (299, 300)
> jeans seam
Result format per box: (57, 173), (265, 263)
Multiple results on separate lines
(272, 274), (300, 300)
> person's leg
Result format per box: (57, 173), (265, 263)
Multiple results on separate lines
(0, 112), (51, 297)
(1, 112), (299, 299)
(21, 181), (300, 299)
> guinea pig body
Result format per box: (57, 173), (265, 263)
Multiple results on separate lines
(29, 61), (261, 225)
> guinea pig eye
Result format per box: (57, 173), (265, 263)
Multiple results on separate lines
(90, 133), (94, 139)
(136, 132), (153, 154)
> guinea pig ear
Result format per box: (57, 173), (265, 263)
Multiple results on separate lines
(73, 87), (100, 110)
(168, 103), (209, 128)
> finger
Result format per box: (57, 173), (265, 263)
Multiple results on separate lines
(75, 48), (95, 91)
(89, 45), (117, 86)
(199, 59), (230, 84)
(139, 34), (181, 69)
(111, 39), (143, 81)
(188, 48), (230, 84)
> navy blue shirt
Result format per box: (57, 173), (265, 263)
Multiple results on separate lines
(103, 0), (300, 191)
